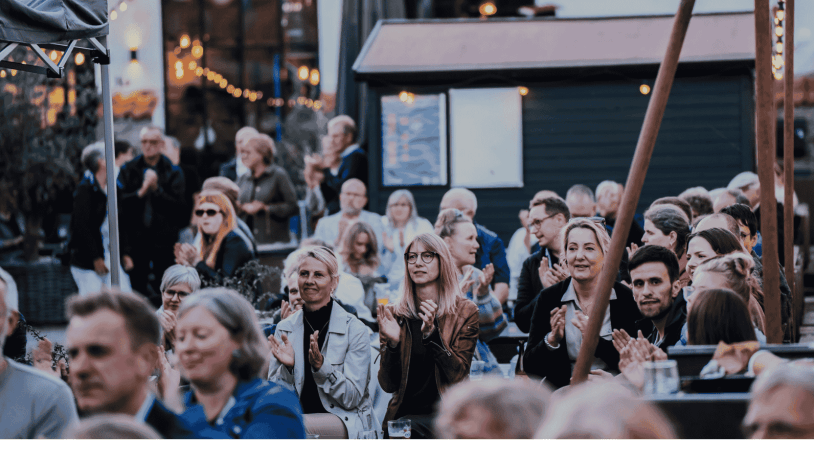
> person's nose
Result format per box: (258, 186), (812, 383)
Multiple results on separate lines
(70, 351), (91, 379)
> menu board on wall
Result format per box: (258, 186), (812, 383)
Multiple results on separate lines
(380, 93), (447, 187)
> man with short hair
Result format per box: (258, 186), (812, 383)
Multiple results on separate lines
(118, 125), (186, 302)
(439, 188), (510, 305)
(0, 277), (79, 438)
(66, 289), (194, 439)
(743, 363), (814, 439)
(595, 180), (644, 248)
(720, 204), (759, 255)
(713, 188), (750, 213)
(306, 115), (369, 216)
(678, 187), (714, 222)
(514, 197), (571, 333)
(114, 140), (134, 180)
(313, 179), (383, 250)
(626, 245), (684, 351)
(565, 184), (596, 218)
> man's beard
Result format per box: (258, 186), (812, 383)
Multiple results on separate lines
(342, 206), (361, 217)
(642, 298), (673, 321)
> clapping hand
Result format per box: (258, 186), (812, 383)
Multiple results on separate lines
(377, 305), (401, 348)
(280, 300), (293, 320)
(539, 258), (569, 288)
(548, 306), (567, 346)
(418, 299), (438, 337)
(269, 333), (296, 370)
(459, 266), (477, 294)
(626, 242), (640, 259)
(612, 329), (633, 353)
(308, 331), (324, 371)
(476, 264), (494, 297)
(174, 243), (200, 266)
(571, 311), (590, 336)
(156, 346), (181, 404)
(159, 310), (177, 345)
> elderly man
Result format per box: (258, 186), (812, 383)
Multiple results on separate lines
(313, 179), (383, 250)
(595, 180), (644, 248)
(118, 125), (185, 303)
(0, 276), (78, 438)
(66, 289), (194, 439)
(439, 188), (510, 305)
(306, 115), (368, 216)
(565, 185), (596, 218)
(728, 172), (761, 210)
(514, 197), (570, 333)
(743, 363), (814, 439)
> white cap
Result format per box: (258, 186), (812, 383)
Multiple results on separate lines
(728, 171), (759, 191)
(0, 267), (19, 313)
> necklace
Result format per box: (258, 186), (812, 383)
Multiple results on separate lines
(303, 309), (330, 338)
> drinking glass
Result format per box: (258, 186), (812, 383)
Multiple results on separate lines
(470, 360), (485, 381)
(642, 360), (680, 395)
(374, 283), (390, 315)
(387, 420), (411, 439)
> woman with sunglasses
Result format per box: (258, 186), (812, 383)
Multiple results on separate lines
(523, 218), (641, 389)
(377, 232), (479, 439)
(175, 191), (255, 283)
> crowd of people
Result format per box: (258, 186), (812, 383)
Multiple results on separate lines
(1, 112), (811, 440)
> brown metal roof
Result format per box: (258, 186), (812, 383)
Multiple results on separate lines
(353, 13), (755, 75)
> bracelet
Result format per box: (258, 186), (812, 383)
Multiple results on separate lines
(544, 332), (560, 351)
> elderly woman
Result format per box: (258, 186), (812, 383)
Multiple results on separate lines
(176, 288), (305, 438)
(267, 246), (375, 439)
(524, 218), (641, 389)
(175, 191), (255, 282)
(377, 232), (479, 439)
(379, 190), (434, 290)
(435, 209), (505, 374)
(641, 205), (692, 288)
(236, 133), (298, 244)
(156, 265), (201, 352)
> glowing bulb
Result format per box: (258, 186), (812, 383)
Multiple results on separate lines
(777, 10), (785, 21)
(309, 69), (320, 86)
(518, 86), (529, 96)
(110, 10), (118, 20)
(74, 52), (85, 66)
(213, 74), (222, 84)
(11, 69), (17, 76)
(175, 61), (183, 70)
(314, 101), (322, 111)
(192, 45), (204, 59)
(249, 93), (257, 102)
(640, 84), (651, 95)
(479, 2), (497, 16)
(256, 91), (263, 99)
(195, 67), (204, 76)
(774, 72), (783, 81)
(207, 72), (215, 81)
(202, 68), (209, 75)
(49, 50), (58, 62)
(0, 70), (5, 78)
(776, 41), (783, 54)
(180, 35), (191, 49)
(298, 66), (309, 81)
(234, 89), (242, 98)
(120, 2), (127, 11)
(227, 84), (235, 93)
(175, 69), (184, 79)
(776, 26), (784, 37)
(399, 91), (409, 102)
(219, 80), (227, 89)
(188, 61), (197, 70)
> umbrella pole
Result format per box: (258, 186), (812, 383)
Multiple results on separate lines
(782, 0), (795, 339)
(99, 62), (121, 288)
(570, 0), (696, 385)
(755, 0), (783, 343)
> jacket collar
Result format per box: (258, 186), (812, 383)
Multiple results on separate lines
(561, 278), (617, 304)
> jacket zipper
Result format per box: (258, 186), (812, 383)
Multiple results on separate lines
(425, 319), (452, 356)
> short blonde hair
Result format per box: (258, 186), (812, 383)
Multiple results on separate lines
(244, 133), (276, 165)
(328, 115), (357, 139)
(560, 218), (611, 256)
(235, 126), (259, 146)
(288, 246), (340, 281)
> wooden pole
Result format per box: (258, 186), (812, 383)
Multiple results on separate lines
(570, 0), (696, 385)
(783, 0), (795, 334)
(756, 0), (784, 344)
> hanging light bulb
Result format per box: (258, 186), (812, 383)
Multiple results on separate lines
(219, 80), (227, 89)
(776, 25), (784, 37)
(518, 86), (529, 96)
(180, 35), (191, 49)
(75, 53), (85, 65)
(120, 2), (127, 12)
(195, 67), (204, 77)
(479, 2), (497, 16)
(776, 39), (783, 54)
(298, 66), (309, 81)
(309, 69), (320, 86)
(49, 50), (58, 62)
(111, 10), (118, 20)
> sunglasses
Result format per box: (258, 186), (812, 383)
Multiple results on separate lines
(195, 209), (221, 217)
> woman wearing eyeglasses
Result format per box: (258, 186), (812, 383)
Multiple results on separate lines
(175, 191), (255, 283)
(524, 218), (641, 389)
(377, 232), (479, 439)
(156, 264), (201, 352)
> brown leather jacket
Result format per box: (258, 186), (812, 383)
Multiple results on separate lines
(378, 297), (479, 428)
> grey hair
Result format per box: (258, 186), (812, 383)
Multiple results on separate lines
(566, 184), (595, 203)
(728, 171), (760, 191)
(644, 206), (691, 256)
(725, 188), (751, 206)
(328, 115), (357, 139)
(160, 264), (201, 293)
(0, 267), (18, 313)
(595, 180), (621, 199)
(81, 142), (105, 173)
(435, 377), (552, 439)
(287, 246), (340, 280)
(139, 124), (164, 137)
(751, 362), (814, 402)
(385, 189), (419, 225)
(177, 288), (269, 380)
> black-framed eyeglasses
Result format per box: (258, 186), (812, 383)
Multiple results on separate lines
(163, 289), (190, 300)
(528, 213), (560, 230)
(405, 251), (438, 265)
(195, 209), (221, 217)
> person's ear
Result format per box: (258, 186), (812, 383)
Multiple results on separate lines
(671, 279), (681, 299)
(360, 195), (368, 208)
(7, 311), (19, 334)
(668, 231), (678, 249)
(137, 343), (160, 377)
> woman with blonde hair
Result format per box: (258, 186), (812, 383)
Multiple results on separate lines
(339, 221), (381, 277)
(377, 232), (479, 438)
(236, 133), (298, 244)
(267, 246), (375, 439)
(380, 189), (434, 290)
(175, 191), (254, 282)
(523, 218), (641, 388)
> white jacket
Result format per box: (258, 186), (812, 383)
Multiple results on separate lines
(267, 301), (377, 438)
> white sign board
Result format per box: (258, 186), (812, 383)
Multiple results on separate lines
(449, 87), (523, 188)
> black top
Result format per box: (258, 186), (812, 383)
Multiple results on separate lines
(195, 231), (255, 284)
(68, 173), (111, 270)
(299, 301), (332, 414)
(523, 278), (642, 389)
(514, 248), (559, 333)
(145, 398), (196, 439)
(219, 158), (239, 182)
(394, 319), (441, 419)
(319, 148), (368, 215)
(635, 291), (687, 352)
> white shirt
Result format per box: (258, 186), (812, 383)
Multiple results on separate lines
(235, 156), (249, 179)
(134, 392), (156, 423)
(561, 280), (615, 371)
(506, 227), (537, 301)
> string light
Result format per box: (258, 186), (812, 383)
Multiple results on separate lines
(773, 1), (785, 80)
(479, 2), (497, 16)
(518, 86), (529, 96)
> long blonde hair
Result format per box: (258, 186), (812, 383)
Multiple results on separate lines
(393, 232), (462, 320)
(338, 221), (380, 271)
(197, 191), (238, 269)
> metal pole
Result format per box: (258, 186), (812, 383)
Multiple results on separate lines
(570, 0), (696, 385)
(99, 63), (121, 287)
(783, 0), (795, 328)
(756, 0), (783, 343)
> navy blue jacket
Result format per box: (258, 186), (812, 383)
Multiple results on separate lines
(473, 222), (510, 287)
(68, 171), (113, 270)
(195, 231), (255, 284)
(181, 378), (305, 439)
(320, 148), (368, 215)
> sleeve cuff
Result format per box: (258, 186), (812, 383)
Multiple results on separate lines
(312, 363), (337, 385)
